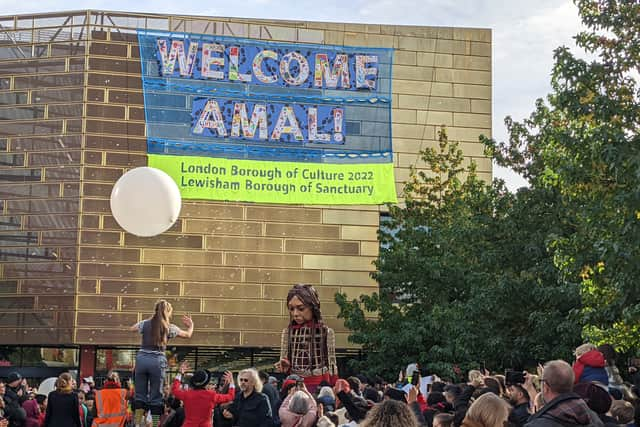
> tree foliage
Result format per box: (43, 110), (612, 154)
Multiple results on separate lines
(337, 0), (640, 376)
(336, 128), (582, 379)
(485, 0), (640, 349)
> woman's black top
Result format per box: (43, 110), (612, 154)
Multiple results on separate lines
(43, 390), (82, 427)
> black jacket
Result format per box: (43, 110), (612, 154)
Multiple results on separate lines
(453, 385), (476, 427)
(525, 393), (603, 427)
(228, 390), (273, 427)
(43, 391), (82, 427)
(163, 407), (185, 427)
(509, 402), (531, 427)
(336, 390), (369, 423)
(4, 385), (27, 427)
(261, 383), (281, 427)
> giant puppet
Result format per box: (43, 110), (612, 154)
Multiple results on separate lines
(276, 284), (338, 391)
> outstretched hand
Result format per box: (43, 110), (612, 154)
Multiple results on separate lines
(407, 386), (419, 404)
(222, 371), (234, 386)
(182, 315), (193, 328)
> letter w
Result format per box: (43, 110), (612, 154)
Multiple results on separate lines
(157, 38), (198, 77)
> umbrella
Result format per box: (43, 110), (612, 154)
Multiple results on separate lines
(37, 377), (57, 396)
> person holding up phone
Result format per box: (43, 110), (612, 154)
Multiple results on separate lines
(505, 371), (530, 427)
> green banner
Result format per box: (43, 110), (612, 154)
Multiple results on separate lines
(148, 154), (397, 205)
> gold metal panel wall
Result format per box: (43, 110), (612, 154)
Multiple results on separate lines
(0, 11), (492, 348)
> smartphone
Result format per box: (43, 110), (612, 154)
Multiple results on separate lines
(505, 370), (525, 385)
(411, 374), (420, 386)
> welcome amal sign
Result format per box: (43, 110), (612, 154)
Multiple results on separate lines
(138, 29), (396, 205)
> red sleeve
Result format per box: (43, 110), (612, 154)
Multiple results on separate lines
(211, 386), (235, 404)
(171, 378), (187, 400)
(417, 393), (427, 412)
(573, 360), (585, 384)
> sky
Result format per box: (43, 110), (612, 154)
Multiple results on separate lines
(0, 0), (586, 191)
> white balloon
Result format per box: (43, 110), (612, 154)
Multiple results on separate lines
(110, 167), (181, 237)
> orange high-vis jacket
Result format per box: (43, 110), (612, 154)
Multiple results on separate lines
(91, 388), (128, 427)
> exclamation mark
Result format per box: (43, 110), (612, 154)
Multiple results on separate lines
(333, 108), (344, 143)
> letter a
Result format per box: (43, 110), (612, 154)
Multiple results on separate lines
(192, 99), (227, 136)
(271, 106), (304, 141)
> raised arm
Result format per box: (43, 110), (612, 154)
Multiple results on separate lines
(176, 315), (194, 338)
(129, 321), (141, 332)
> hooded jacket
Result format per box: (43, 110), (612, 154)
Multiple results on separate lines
(525, 393), (604, 427)
(573, 350), (609, 385)
(21, 399), (40, 427)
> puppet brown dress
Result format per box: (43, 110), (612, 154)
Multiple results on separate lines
(276, 284), (338, 392)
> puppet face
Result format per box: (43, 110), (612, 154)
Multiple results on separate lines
(288, 296), (313, 325)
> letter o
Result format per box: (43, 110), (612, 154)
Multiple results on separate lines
(279, 52), (309, 86)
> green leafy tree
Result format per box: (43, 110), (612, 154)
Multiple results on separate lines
(336, 128), (581, 379)
(485, 0), (640, 349)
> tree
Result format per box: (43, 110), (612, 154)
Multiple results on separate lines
(336, 128), (581, 379)
(485, 0), (640, 349)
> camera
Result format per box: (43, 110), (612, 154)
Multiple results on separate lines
(505, 370), (525, 385)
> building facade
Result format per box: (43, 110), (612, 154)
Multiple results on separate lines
(0, 10), (491, 379)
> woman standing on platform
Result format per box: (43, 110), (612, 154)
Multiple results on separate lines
(130, 300), (194, 427)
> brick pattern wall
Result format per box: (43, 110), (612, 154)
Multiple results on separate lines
(0, 12), (491, 349)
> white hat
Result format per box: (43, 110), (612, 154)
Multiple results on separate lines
(83, 376), (94, 384)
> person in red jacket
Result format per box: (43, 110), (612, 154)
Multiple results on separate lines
(171, 361), (235, 427)
(572, 343), (609, 385)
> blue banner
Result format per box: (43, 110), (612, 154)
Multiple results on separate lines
(138, 29), (393, 164)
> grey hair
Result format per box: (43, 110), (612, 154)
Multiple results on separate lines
(543, 360), (574, 394)
(317, 386), (335, 400)
(289, 390), (310, 415)
(239, 368), (262, 393)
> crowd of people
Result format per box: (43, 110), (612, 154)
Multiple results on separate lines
(1, 342), (640, 427)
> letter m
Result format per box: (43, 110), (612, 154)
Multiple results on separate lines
(314, 54), (350, 89)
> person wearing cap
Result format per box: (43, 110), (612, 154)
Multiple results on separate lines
(171, 361), (235, 427)
(573, 382), (616, 427)
(4, 372), (27, 427)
